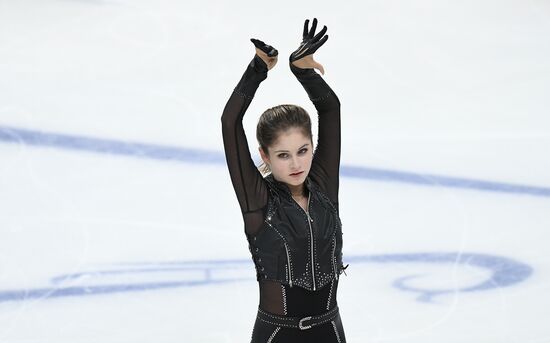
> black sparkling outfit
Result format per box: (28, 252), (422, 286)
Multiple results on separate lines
(221, 55), (348, 343)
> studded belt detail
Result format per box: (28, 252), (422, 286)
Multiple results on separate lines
(257, 305), (339, 330)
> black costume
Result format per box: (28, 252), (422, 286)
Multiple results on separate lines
(221, 53), (348, 343)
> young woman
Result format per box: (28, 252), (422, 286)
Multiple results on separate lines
(221, 18), (348, 343)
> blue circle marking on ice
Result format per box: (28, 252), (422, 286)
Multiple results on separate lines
(359, 252), (533, 303)
(1, 125), (549, 197)
(0, 252), (533, 303)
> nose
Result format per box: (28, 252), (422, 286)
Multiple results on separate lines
(290, 156), (300, 169)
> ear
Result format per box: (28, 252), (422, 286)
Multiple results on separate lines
(258, 147), (270, 164)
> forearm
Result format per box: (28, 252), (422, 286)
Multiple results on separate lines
(233, 54), (269, 100)
(290, 63), (340, 109)
(221, 54), (268, 126)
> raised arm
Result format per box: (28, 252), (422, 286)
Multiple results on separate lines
(290, 18), (341, 208)
(221, 39), (278, 216)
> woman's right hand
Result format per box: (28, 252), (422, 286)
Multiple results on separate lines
(250, 38), (278, 70)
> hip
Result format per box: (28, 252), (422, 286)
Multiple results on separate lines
(250, 304), (346, 343)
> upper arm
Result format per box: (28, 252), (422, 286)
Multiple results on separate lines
(308, 91), (341, 206)
(221, 90), (269, 214)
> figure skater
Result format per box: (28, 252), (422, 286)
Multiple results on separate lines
(221, 17), (349, 343)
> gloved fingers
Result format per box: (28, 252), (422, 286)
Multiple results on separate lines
(306, 18), (318, 40)
(250, 38), (278, 57)
(302, 19), (310, 39)
(290, 26), (328, 61)
(250, 38), (278, 71)
(250, 38), (265, 48)
(311, 25), (327, 44)
(309, 34), (329, 54)
(291, 18), (329, 71)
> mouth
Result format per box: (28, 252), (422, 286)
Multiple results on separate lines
(289, 171), (304, 177)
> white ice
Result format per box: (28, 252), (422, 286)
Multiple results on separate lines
(1, 0), (549, 342)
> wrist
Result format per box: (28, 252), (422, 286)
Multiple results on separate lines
(233, 55), (268, 98)
(252, 54), (269, 74)
(290, 60), (316, 77)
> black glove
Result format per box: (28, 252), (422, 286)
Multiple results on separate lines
(289, 18), (328, 74)
(289, 18), (333, 102)
(250, 38), (278, 58)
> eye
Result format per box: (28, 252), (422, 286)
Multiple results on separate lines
(278, 153), (288, 159)
(299, 148), (308, 154)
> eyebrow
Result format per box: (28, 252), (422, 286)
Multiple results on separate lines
(274, 144), (310, 153)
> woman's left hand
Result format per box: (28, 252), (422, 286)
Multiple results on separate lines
(289, 18), (329, 75)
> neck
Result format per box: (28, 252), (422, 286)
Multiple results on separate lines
(287, 183), (306, 197)
(271, 174), (308, 197)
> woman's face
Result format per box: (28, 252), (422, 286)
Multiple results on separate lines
(259, 127), (313, 187)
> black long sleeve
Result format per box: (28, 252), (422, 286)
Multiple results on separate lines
(221, 55), (270, 237)
(290, 63), (341, 211)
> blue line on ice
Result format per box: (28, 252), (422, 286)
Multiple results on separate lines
(0, 252), (533, 303)
(1, 125), (549, 197)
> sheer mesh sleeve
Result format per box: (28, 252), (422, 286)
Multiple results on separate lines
(221, 55), (270, 237)
(290, 64), (341, 211)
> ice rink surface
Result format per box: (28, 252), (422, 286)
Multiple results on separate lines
(1, 0), (549, 342)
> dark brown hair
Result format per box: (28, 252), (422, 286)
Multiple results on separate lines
(256, 104), (313, 176)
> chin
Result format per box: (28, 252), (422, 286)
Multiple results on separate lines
(286, 174), (306, 185)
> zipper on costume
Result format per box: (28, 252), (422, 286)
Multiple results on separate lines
(332, 235), (338, 280)
(305, 192), (316, 291)
(289, 190), (316, 291)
